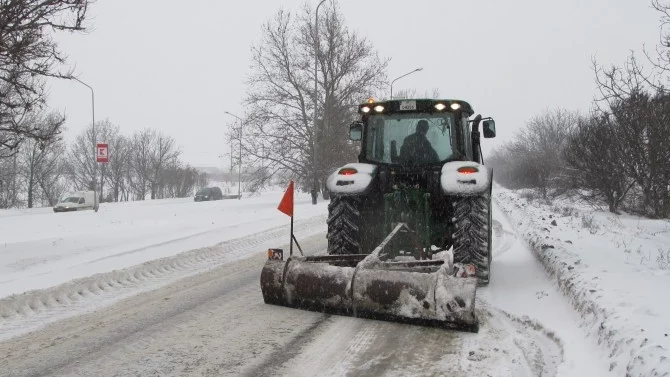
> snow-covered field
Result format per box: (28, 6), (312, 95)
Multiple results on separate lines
(1, 186), (668, 376)
(495, 187), (670, 377)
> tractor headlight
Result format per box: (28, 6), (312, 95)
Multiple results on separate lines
(374, 105), (384, 112)
(434, 103), (446, 111)
(450, 103), (461, 110)
(361, 106), (371, 113)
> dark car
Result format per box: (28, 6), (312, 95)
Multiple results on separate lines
(194, 187), (223, 202)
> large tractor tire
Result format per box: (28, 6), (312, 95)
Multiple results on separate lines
(327, 195), (381, 255)
(452, 192), (492, 285)
(327, 195), (365, 255)
(327, 195), (363, 255)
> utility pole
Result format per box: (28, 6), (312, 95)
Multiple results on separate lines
(73, 77), (98, 204)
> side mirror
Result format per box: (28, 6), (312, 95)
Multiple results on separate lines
(483, 119), (496, 138)
(79, 198), (85, 204)
(349, 121), (363, 141)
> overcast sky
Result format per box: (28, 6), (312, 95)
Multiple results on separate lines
(47, 0), (660, 168)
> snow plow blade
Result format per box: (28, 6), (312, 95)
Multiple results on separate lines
(260, 224), (479, 332)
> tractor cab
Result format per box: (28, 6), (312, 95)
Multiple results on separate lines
(349, 99), (496, 167)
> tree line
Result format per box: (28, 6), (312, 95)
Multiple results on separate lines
(0, 1), (206, 209)
(488, 0), (670, 218)
(0, 118), (208, 208)
(1, 0), (447, 208)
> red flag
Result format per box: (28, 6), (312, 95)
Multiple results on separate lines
(277, 180), (294, 217)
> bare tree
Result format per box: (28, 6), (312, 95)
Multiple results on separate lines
(593, 58), (670, 216)
(609, 91), (670, 217)
(588, 2), (670, 217)
(593, 55), (649, 112)
(149, 132), (179, 199)
(491, 109), (578, 197)
(562, 115), (634, 213)
(641, 1), (670, 85)
(106, 133), (131, 202)
(128, 129), (153, 200)
(0, 0), (90, 158)
(526, 109), (579, 197)
(19, 111), (67, 207)
(36, 151), (67, 207)
(0, 153), (21, 208)
(487, 145), (539, 190)
(127, 129), (179, 200)
(160, 163), (202, 198)
(242, 2), (387, 196)
(592, 1), (670, 105)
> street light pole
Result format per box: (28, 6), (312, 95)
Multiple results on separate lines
(312, 0), (327, 205)
(73, 77), (97, 197)
(224, 111), (243, 200)
(390, 68), (423, 100)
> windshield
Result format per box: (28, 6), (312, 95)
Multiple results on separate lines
(365, 113), (456, 165)
(62, 197), (81, 203)
(196, 188), (210, 195)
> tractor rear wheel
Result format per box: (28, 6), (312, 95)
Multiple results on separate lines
(452, 193), (492, 285)
(327, 195), (380, 255)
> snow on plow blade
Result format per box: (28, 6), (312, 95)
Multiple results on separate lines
(260, 225), (479, 332)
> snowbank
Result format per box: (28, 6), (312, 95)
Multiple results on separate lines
(494, 187), (670, 377)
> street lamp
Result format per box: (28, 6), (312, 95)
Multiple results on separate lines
(312, 0), (327, 205)
(73, 77), (97, 199)
(390, 68), (423, 99)
(224, 111), (243, 200)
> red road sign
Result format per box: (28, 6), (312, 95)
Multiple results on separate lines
(96, 143), (109, 162)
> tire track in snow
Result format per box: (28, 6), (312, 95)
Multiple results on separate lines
(492, 218), (517, 259)
(241, 315), (332, 377)
(492, 306), (564, 377)
(267, 301), (563, 377)
(0, 215), (326, 341)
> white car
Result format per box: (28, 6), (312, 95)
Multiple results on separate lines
(53, 191), (99, 212)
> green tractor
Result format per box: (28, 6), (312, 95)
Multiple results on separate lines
(326, 98), (496, 284)
(259, 98), (495, 332)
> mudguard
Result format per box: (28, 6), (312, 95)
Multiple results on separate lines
(441, 161), (492, 196)
(326, 163), (377, 195)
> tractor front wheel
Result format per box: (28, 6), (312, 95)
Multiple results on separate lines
(452, 193), (492, 285)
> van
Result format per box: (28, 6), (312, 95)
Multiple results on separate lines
(53, 191), (99, 212)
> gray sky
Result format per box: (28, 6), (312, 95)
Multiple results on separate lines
(48, 0), (660, 167)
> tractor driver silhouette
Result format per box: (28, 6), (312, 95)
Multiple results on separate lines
(398, 119), (440, 165)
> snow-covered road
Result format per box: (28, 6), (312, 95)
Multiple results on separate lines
(0, 200), (616, 377)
